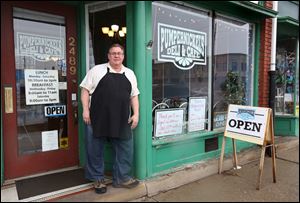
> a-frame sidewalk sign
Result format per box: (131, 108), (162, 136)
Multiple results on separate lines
(218, 104), (277, 190)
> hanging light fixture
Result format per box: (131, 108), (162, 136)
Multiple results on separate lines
(121, 27), (126, 34)
(102, 25), (126, 38)
(102, 27), (109, 34)
(108, 30), (114, 37)
(119, 30), (125, 37)
(111, 24), (119, 32)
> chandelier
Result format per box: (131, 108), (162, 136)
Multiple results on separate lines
(102, 25), (126, 37)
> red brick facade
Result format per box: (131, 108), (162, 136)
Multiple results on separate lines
(258, 1), (273, 107)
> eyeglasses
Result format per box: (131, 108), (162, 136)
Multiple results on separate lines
(109, 52), (124, 56)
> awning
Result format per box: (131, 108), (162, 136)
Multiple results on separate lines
(192, 1), (277, 21)
(277, 16), (299, 38)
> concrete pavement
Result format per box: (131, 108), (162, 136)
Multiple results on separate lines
(137, 143), (299, 202)
(1, 136), (298, 202)
(52, 136), (299, 202)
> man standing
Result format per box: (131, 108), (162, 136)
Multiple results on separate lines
(80, 44), (140, 194)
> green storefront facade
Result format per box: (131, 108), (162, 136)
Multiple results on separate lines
(1, 1), (298, 185)
(274, 1), (299, 137)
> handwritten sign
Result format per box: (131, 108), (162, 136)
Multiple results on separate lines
(188, 97), (206, 132)
(154, 108), (184, 137)
(225, 105), (269, 145)
(25, 69), (59, 105)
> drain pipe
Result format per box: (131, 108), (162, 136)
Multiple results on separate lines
(267, 1), (278, 157)
(269, 1), (278, 116)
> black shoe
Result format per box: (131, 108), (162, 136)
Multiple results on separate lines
(113, 178), (139, 189)
(94, 180), (107, 194)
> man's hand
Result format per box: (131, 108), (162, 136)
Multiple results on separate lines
(128, 114), (139, 129)
(83, 109), (91, 125)
(81, 87), (91, 125)
(129, 95), (139, 129)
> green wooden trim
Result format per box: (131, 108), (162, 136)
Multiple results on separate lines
(185, 1), (276, 22)
(295, 39), (299, 117)
(277, 16), (299, 26)
(132, 1), (148, 180)
(152, 130), (223, 146)
(253, 23), (260, 106)
(77, 1), (86, 167)
(277, 17), (299, 38)
(275, 115), (298, 119)
(151, 134), (255, 175)
(229, 1), (277, 17)
(126, 2), (134, 68)
(275, 116), (299, 136)
(145, 1), (153, 179)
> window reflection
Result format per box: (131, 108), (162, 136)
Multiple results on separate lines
(213, 15), (254, 129)
(152, 2), (211, 138)
(14, 8), (67, 155)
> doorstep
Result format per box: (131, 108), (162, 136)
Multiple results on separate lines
(51, 182), (147, 202)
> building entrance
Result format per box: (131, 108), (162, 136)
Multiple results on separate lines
(1, 1), (79, 179)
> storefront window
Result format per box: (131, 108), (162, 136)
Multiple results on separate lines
(275, 38), (297, 115)
(212, 15), (254, 129)
(152, 2), (211, 138)
(152, 2), (255, 138)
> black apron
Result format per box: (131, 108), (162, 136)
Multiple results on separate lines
(90, 68), (132, 139)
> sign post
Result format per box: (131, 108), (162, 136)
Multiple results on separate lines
(219, 104), (276, 190)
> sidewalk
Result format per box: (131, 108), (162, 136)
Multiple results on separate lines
(138, 140), (299, 202)
(1, 136), (298, 202)
(53, 136), (299, 202)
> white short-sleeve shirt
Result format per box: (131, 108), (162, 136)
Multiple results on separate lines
(80, 63), (140, 97)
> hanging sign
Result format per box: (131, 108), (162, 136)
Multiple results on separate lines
(44, 105), (66, 117)
(158, 23), (206, 70)
(188, 97), (206, 132)
(24, 69), (59, 105)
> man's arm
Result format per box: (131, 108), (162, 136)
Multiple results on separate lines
(81, 87), (91, 125)
(129, 95), (139, 129)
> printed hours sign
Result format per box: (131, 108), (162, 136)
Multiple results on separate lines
(24, 69), (59, 105)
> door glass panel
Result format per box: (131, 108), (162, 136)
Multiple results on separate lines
(13, 8), (68, 155)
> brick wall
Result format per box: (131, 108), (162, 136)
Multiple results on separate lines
(258, 1), (273, 107)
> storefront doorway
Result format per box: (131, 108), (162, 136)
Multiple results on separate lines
(1, 2), (78, 179)
(86, 2), (126, 69)
(85, 1), (127, 173)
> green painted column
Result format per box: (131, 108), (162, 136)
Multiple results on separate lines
(77, 1), (86, 166)
(132, 1), (148, 179)
(254, 23), (261, 106)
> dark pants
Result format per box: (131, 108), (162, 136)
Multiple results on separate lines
(84, 124), (134, 185)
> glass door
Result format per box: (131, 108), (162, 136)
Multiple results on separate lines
(1, 2), (78, 179)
